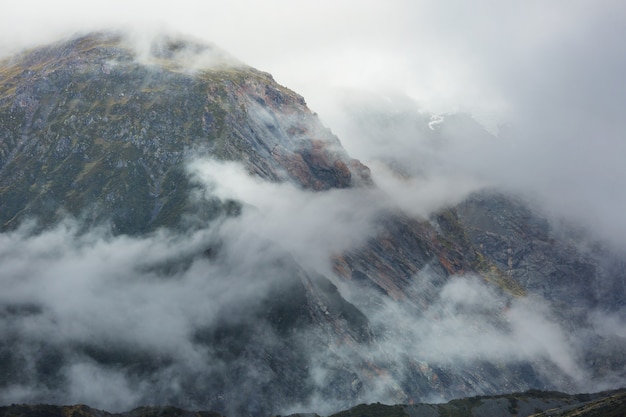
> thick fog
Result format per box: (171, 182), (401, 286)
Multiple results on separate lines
(1, 1), (626, 415)
(1, 158), (624, 415)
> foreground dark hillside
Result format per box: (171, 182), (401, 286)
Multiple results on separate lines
(336, 389), (626, 417)
(2, 389), (625, 417)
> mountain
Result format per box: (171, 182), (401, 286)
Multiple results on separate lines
(0, 31), (624, 417)
(0, 31), (370, 234)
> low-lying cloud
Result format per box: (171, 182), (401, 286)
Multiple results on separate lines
(313, 87), (626, 247)
(1, 1), (625, 414)
(289, 272), (624, 415)
(1, 157), (624, 416)
(188, 159), (387, 273)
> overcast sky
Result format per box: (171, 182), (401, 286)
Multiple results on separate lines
(2, 0), (626, 244)
(3, 1), (624, 115)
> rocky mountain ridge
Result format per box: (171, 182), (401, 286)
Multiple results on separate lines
(0, 31), (624, 417)
(0, 31), (370, 234)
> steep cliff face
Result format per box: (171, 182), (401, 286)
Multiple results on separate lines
(0, 32), (624, 417)
(0, 32), (375, 417)
(455, 192), (626, 309)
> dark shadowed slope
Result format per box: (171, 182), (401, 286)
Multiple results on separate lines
(1, 388), (624, 417)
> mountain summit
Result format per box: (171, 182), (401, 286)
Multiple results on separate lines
(0, 31), (370, 234)
(0, 32), (624, 417)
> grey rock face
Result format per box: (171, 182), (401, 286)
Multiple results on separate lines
(455, 192), (626, 309)
(0, 32), (624, 417)
(0, 32), (370, 234)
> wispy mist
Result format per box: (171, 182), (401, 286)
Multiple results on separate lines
(3, 1), (625, 245)
(188, 159), (385, 273)
(1, 1), (626, 415)
(1, 156), (624, 415)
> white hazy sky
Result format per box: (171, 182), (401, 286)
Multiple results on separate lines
(2, 0), (623, 116)
(2, 0), (626, 244)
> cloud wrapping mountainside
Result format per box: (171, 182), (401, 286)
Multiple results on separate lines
(1, 157), (624, 415)
(2, 2), (625, 244)
(0, 2), (625, 415)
